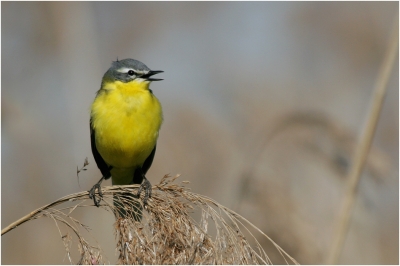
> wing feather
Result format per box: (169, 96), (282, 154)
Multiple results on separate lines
(90, 118), (112, 179)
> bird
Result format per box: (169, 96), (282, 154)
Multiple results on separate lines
(88, 58), (163, 221)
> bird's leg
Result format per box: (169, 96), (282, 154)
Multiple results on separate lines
(89, 176), (105, 207)
(136, 176), (152, 206)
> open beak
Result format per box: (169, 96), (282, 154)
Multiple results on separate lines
(142, 70), (164, 81)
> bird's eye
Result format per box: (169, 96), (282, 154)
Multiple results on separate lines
(128, 70), (135, 76)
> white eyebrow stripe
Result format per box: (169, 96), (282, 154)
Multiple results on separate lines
(116, 67), (133, 73)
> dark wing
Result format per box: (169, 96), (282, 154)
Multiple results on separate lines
(132, 145), (156, 184)
(90, 118), (112, 179)
(142, 145), (156, 175)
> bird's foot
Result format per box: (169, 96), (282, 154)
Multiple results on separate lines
(136, 178), (152, 206)
(89, 182), (103, 207)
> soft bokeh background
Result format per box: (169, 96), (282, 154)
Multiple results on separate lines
(2, 2), (398, 264)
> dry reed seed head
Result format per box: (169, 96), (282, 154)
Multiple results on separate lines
(108, 175), (294, 264)
(3, 174), (298, 264)
(77, 239), (103, 265)
(113, 193), (143, 220)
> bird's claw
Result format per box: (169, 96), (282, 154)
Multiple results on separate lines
(136, 178), (152, 206)
(89, 183), (103, 207)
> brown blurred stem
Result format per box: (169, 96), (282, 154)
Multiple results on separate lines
(326, 14), (399, 264)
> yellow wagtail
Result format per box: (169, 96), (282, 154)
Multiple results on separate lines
(88, 58), (163, 220)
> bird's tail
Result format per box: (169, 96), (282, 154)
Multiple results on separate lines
(113, 193), (143, 221)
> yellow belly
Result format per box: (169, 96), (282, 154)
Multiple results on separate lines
(91, 80), (163, 170)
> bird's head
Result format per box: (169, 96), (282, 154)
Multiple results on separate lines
(103, 58), (163, 84)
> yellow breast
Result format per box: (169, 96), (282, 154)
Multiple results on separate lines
(90, 80), (163, 169)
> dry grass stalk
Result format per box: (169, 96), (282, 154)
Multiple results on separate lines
(326, 14), (399, 264)
(2, 175), (298, 265)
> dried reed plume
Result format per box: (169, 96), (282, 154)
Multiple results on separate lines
(2, 175), (298, 265)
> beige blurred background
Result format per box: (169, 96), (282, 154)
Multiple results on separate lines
(2, 2), (398, 264)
